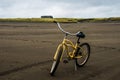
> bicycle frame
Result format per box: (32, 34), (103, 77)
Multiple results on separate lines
(53, 35), (82, 61)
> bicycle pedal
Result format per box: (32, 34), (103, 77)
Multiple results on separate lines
(63, 60), (68, 64)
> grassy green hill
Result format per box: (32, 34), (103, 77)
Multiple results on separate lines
(0, 17), (120, 23)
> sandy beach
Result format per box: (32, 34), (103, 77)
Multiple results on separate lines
(0, 22), (120, 80)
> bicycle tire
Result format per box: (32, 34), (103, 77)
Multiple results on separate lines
(50, 44), (63, 76)
(75, 43), (90, 67)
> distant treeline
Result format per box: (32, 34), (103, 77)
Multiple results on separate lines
(0, 17), (120, 23)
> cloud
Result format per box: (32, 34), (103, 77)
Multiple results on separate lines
(0, 0), (120, 18)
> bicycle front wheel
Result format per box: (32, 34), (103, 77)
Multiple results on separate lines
(75, 43), (90, 67)
(50, 44), (63, 76)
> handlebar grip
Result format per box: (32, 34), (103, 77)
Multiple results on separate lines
(53, 21), (57, 23)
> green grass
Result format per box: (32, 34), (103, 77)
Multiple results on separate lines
(0, 17), (120, 23)
(0, 18), (78, 23)
(77, 17), (120, 23)
(0, 18), (53, 22)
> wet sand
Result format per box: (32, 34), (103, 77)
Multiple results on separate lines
(0, 22), (120, 80)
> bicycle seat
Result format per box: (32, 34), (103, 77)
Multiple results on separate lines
(76, 32), (85, 38)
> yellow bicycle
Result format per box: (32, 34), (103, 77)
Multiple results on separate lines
(50, 20), (90, 76)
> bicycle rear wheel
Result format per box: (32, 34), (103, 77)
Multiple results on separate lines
(75, 43), (90, 67)
(50, 44), (63, 76)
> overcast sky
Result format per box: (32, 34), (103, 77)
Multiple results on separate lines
(0, 0), (120, 18)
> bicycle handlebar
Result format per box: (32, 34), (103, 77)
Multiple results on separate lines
(41, 15), (83, 37)
(54, 21), (80, 36)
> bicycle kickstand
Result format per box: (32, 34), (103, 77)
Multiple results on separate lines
(74, 60), (78, 71)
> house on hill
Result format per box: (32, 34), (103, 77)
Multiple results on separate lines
(41, 16), (53, 18)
